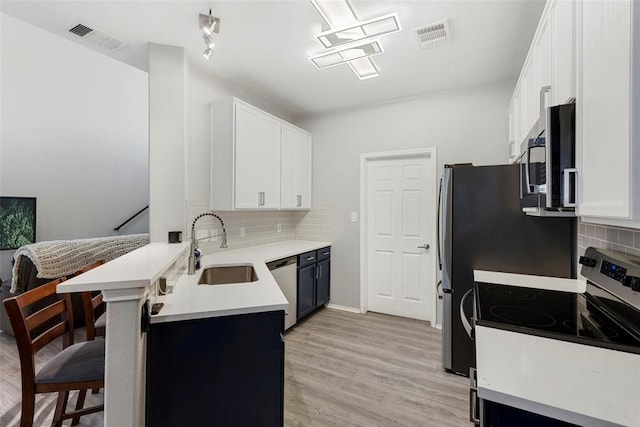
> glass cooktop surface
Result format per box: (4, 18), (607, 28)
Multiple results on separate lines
(475, 282), (640, 354)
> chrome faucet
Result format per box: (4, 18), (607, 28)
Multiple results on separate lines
(188, 212), (228, 275)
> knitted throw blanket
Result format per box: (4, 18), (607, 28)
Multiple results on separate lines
(11, 233), (150, 293)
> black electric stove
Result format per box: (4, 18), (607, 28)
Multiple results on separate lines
(475, 248), (640, 355)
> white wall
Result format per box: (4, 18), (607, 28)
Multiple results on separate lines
(0, 13), (149, 279)
(300, 80), (514, 309)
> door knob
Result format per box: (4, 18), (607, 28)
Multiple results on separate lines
(418, 244), (430, 250)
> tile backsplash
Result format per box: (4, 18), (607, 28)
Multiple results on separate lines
(578, 220), (640, 259)
(186, 200), (331, 255)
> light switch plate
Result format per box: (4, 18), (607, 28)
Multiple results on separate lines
(196, 229), (208, 240)
(351, 212), (358, 222)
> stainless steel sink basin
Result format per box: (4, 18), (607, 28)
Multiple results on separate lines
(197, 265), (258, 285)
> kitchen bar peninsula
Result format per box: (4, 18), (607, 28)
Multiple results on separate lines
(57, 242), (189, 427)
(57, 240), (330, 427)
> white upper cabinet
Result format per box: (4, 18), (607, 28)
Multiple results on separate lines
(234, 102), (282, 209)
(535, 15), (552, 93)
(281, 124), (312, 209)
(508, 87), (522, 163)
(551, 0), (575, 106)
(508, 0), (575, 151)
(521, 54), (539, 136)
(577, 0), (640, 226)
(211, 98), (312, 211)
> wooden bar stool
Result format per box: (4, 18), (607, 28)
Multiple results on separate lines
(3, 277), (105, 427)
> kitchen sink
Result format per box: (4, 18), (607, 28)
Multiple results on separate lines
(197, 265), (258, 285)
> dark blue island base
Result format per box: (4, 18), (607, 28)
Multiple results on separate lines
(145, 310), (285, 427)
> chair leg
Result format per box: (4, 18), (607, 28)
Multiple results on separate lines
(19, 390), (35, 427)
(71, 389), (87, 425)
(52, 391), (69, 427)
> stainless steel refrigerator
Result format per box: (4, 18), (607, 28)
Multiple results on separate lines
(438, 164), (576, 377)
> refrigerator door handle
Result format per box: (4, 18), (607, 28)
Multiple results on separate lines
(437, 177), (443, 270)
(460, 288), (475, 340)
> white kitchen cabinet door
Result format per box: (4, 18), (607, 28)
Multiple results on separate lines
(508, 88), (522, 163)
(578, 0), (635, 221)
(521, 55), (538, 138)
(535, 15), (552, 98)
(281, 125), (312, 209)
(551, 0), (574, 106)
(295, 131), (312, 209)
(234, 102), (282, 209)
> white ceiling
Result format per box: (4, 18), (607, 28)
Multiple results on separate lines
(1, 0), (546, 117)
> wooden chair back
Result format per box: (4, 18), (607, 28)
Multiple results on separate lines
(77, 260), (106, 340)
(4, 276), (105, 426)
(3, 278), (71, 392)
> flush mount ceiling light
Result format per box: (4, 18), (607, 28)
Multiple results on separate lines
(309, 0), (400, 80)
(316, 13), (401, 49)
(310, 40), (383, 69)
(348, 58), (380, 80)
(199, 8), (220, 60)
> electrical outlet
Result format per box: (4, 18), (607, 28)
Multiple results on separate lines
(240, 227), (246, 237)
(196, 230), (208, 240)
(277, 223), (282, 233)
(211, 228), (218, 241)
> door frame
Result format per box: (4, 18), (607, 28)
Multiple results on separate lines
(359, 148), (438, 325)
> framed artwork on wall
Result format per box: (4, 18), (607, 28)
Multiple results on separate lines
(0, 197), (36, 250)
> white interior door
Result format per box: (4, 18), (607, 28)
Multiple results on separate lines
(366, 154), (435, 321)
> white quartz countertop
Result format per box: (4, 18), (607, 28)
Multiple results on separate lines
(151, 240), (331, 324)
(57, 242), (190, 293)
(474, 270), (587, 293)
(476, 325), (639, 426)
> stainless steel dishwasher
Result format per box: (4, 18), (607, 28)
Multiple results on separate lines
(267, 256), (297, 330)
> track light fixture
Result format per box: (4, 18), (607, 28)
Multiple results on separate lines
(199, 8), (220, 60)
(203, 34), (215, 49)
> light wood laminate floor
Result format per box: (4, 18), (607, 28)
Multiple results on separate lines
(285, 308), (470, 426)
(0, 308), (469, 426)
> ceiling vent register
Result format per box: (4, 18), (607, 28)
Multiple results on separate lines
(413, 20), (451, 49)
(67, 23), (127, 52)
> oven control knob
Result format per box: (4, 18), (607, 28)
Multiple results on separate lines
(624, 275), (640, 292)
(579, 256), (597, 267)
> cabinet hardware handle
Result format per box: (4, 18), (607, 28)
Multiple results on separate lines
(323, 252), (329, 256)
(318, 265), (322, 278)
(306, 256), (315, 261)
(316, 266), (320, 280)
(262, 192), (266, 206)
(258, 192), (262, 206)
(418, 244), (430, 250)
(469, 368), (480, 424)
(297, 195), (302, 207)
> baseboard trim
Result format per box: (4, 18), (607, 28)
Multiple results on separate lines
(326, 303), (361, 314)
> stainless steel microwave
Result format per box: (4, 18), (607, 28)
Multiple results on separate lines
(520, 102), (576, 217)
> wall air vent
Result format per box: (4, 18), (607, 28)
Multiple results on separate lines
(413, 20), (451, 49)
(67, 23), (127, 52)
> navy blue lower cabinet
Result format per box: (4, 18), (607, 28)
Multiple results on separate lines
(297, 264), (316, 319)
(297, 247), (331, 320)
(316, 258), (330, 307)
(145, 310), (284, 427)
(482, 400), (579, 427)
